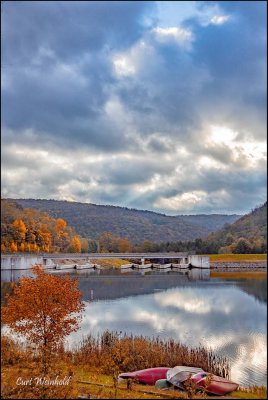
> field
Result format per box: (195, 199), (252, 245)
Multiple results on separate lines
(208, 254), (266, 262)
(2, 363), (266, 399)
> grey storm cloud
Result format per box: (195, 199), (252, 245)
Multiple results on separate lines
(188, 1), (267, 136)
(2, 0), (155, 150)
(2, 1), (154, 63)
(1, 1), (266, 214)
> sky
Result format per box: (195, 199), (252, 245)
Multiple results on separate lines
(1, 1), (267, 215)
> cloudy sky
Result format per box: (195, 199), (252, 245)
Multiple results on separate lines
(1, 1), (267, 215)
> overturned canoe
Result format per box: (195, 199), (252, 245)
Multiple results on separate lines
(118, 367), (170, 385)
(166, 366), (204, 390)
(167, 366), (204, 381)
(191, 372), (239, 395)
(155, 379), (171, 389)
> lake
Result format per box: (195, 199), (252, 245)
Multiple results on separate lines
(1, 267), (267, 388)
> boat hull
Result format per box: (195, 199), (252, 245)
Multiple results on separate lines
(191, 372), (239, 395)
(118, 367), (170, 385)
(167, 366), (204, 381)
(155, 379), (171, 389)
(167, 366), (204, 389)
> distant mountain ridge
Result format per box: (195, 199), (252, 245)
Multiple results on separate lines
(11, 199), (240, 243)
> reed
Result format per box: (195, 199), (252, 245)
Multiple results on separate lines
(72, 330), (231, 379)
(2, 335), (267, 399)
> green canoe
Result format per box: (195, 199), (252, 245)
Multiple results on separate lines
(155, 379), (171, 389)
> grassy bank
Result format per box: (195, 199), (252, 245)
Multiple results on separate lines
(2, 333), (267, 399)
(208, 254), (267, 262)
(2, 361), (266, 399)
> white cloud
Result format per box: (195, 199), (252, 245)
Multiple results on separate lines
(198, 156), (227, 170)
(152, 26), (193, 48)
(210, 125), (238, 145)
(155, 291), (212, 314)
(210, 15), (230, 25)
(154, 191), (208, 211)
(113, 55), (136, 76)
(112, 39), (154, 77)
(206, 125), (267, 168)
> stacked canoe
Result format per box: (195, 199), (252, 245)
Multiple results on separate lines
(118, 365), (239, 396)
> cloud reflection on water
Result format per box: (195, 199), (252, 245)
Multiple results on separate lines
(68, 284), (266, 386)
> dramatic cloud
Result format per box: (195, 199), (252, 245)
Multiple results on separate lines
(1, 1), (266, 214)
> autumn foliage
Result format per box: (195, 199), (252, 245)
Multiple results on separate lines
(99, 232), (132, 253)
(2, 265), (85, 372)
(1, 199), (83, 253)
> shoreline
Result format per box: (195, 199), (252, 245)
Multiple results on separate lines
(2, 333), (267, 399)
(211, 261), (267, 271)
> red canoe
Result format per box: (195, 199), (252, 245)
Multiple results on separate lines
(191, 372), (239, 395)
(118, 367), (170, 385)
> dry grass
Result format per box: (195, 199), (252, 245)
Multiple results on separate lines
(1, 336), (267, 399)
(1, 332), (229, 399)
(208, 254), (267, 263)
(72, 331), (230, 379)
(231, 386), (267, 399)
(2, 364), (267, 399)
(90, 258), (130, 268)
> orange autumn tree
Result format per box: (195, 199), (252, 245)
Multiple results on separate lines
(2, 265), (85, 373)
(68, 235), (82, 253)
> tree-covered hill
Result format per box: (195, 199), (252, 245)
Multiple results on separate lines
(205, 202), (267, 253)
(1, 199), (82, 253)
(10, 198), (240, 244)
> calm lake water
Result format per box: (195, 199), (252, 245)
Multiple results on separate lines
(1, 268), (267, 388)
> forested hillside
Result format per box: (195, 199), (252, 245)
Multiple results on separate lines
(179, 214), (241, 231)
(1, 199), (83, 253)
(205, 202), (267, 254)
(2, 199), (266, 254)
(11, 199), (239, 243)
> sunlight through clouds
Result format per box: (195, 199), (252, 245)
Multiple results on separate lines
(154, 191), (208, 212)
(210, 125), (238, 146)
(1, 1), (266, 214)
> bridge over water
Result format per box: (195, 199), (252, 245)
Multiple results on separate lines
(1, 253), (209, 270)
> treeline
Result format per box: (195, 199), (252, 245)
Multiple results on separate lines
(92, 232), (266, 254)
(96, 232), (217, 253)
(1, 199), (266, 255)
(1, 199), (84, 254)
